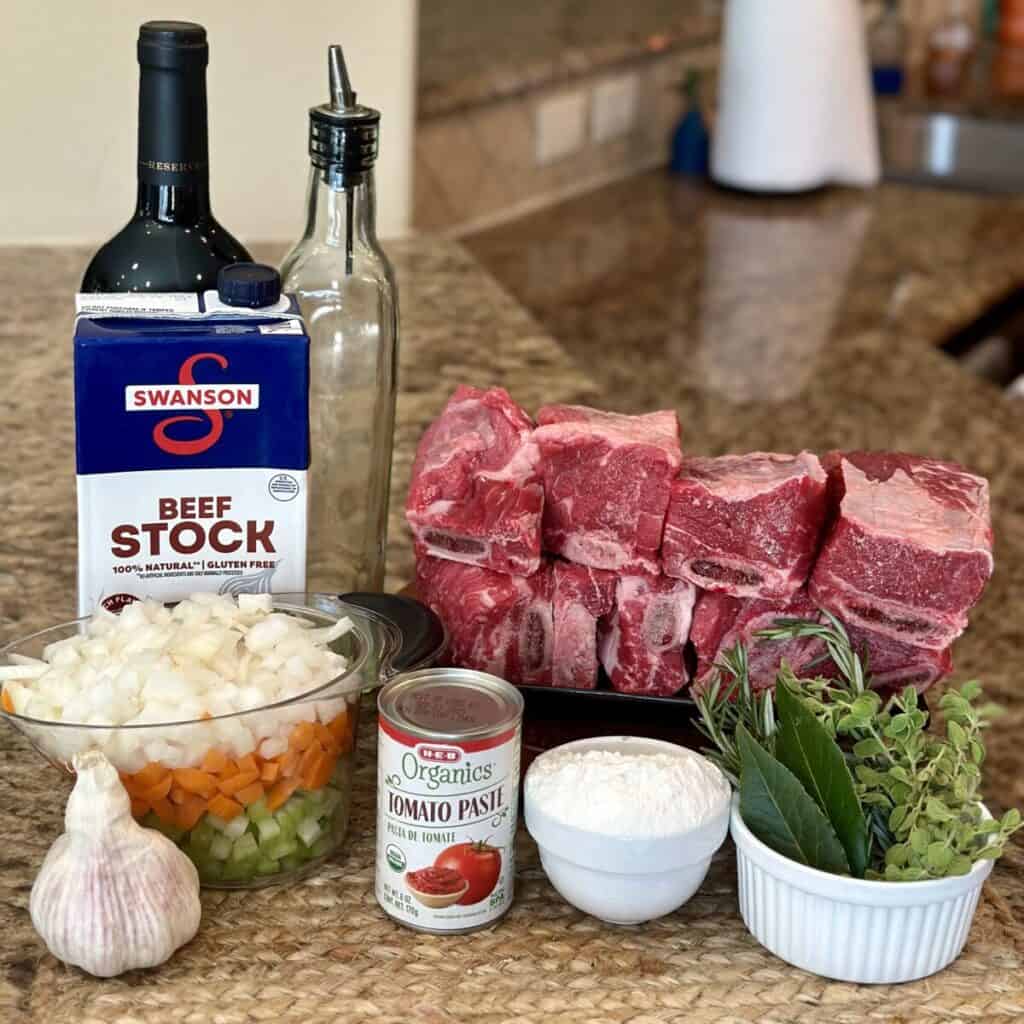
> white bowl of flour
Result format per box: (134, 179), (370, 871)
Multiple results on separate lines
(523, 736), (731, 925)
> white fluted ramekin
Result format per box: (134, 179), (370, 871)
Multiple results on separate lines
(731, 798), (994, 984)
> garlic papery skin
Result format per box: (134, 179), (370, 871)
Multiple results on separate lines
(29, 749), (201, 977)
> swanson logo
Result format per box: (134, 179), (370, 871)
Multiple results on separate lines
(124, 352), (260, 456)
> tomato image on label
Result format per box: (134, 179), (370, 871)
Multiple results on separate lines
(405, 865), (469, 908)
(434, 840), (502, 905)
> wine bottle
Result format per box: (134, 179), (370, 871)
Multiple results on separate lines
(81, 21), (250, 293)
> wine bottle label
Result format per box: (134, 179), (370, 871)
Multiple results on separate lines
(74, 296), (310, 615)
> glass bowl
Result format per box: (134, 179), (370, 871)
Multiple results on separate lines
(0, 592), (443, 888)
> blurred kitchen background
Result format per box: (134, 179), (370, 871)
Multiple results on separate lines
(5, 0), (1024, 394)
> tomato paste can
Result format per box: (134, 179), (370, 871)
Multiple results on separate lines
(376, 667), (524, 933)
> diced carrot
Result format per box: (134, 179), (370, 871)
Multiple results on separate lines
(217, 758), (239, 779)
(173, 767), (218, 798)
(144, 773), (174, 802)
(260, 761), (280, 783)
(129, 797), (150, 819)
(266, 777), (301, 811)
(327, 712), (349, 743)
(134, 762), (168, 788)
(303, 750), (335, 791)
(235, 781), (265, 806)
(200, 711), (212, 720)
(218, 770), (260, 796)
(207, 793), (244, 821)
(1, 689), (14, 714)
(237, 753), (259, 775)
(150, 797), (176, 824)
(279, 750), (300, 779)
(170, 784), (187, 806)
(200, 749), (228, 774)
(289, 722), (317, 752)
(299, 742), (323, 782)
(120, 773), (149, 800)
(314, 721), (335, 751)
(175, 795), (207, 831)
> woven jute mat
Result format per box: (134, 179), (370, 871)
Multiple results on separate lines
(1, 695), (1023, 1024)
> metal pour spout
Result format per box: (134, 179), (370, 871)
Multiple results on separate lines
(329, 44), (356, 112)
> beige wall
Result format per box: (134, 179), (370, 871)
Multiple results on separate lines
(1, 1), (417, 245)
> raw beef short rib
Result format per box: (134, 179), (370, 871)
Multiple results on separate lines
(533, 405), (682, 573)
(690, 588), (823, 692)
(406, 386), (543, 576)
(415, 552), (552, 683)
(598, 572), (696, 696)
(551, 562), (617, 689)
(809, 452), (993, 649)
(663, 451), (828, 601)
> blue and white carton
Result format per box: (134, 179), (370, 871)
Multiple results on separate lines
(74, 291), (310, 615)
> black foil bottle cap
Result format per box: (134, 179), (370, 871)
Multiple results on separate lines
(308, 44), (380, 172)
(138, 21), (208, 69)
(217, 263), (282, 308)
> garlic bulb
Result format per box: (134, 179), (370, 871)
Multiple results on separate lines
(30, 750), (201, 977)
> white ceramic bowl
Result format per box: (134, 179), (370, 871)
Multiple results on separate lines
(731, 798), (995, 984)
(523, 736), (731, 925)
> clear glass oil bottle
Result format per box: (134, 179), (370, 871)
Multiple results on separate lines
(280, 46), (398, 594)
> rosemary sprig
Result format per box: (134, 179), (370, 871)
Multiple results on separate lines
(693, 642), (776, 786)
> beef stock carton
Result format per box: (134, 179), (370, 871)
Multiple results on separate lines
(74, 292), (310, 615)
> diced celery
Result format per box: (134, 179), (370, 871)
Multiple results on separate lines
(210, 835), (232, 861)
(254, 857), (280, 877)
(256, 818), (281, 845)
(191, 819), (217, 847)
(304, 787), (326, 806)
(297, 818), (322, 848)
(187, 832), (213, 857)
(221, 860), (253, 881)
(230, 832), (259, 864)
(206, 814), (229, 833)
(222, 814), (250, 841)
(262, 835), (299, 861)
(318, 787), (342, 816)
(310, 837), (333, 858)
(247, 797), (271, 822)
(280, 854), (304, 871)
(195, 858), (223, 881)
(275, 812), (297, 840)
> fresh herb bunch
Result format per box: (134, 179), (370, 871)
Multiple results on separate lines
(696, 613), (1022, 880)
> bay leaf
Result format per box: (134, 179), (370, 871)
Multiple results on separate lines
(737, 725), (851, 875)
(775, 683), (871, 877)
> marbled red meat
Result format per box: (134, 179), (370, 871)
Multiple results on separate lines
(415, 552), (553, 683)
(551, 562), (617, 689)
(809, 452), (993, 649)
(406, 386), (543, 576)
(597, 571), (696, 696)
(662, 451), (828, 601)
(690, 588), (823, 691)
(533, 405), (682, 573)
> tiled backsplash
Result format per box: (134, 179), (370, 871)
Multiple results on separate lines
(415, 1), (720, 234)
(415, 44), (718, 235)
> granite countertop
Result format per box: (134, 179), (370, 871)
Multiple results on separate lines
(2, 192), (1024, 1022)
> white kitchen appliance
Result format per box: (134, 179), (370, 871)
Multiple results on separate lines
(712, 0), (880, 191)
